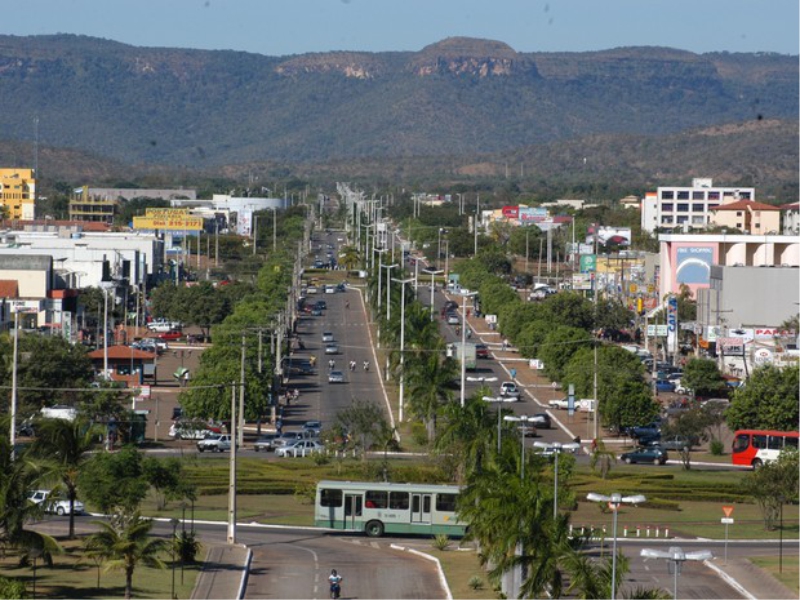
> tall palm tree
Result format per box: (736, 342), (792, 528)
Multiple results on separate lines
(435, 392), (502, 482)
(339, 245), (359, 276)
(29, 417), (98, 538)
(405, 347), (456, 442)
(84, 511), (166, 600)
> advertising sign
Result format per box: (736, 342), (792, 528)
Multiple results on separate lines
(675, 246), (714, 286)
(572, 274), (592, 291)
(62, 311), (72, 341)
(133, 216), (204, 231)
(647, 324), (669, 337)
(580, 255), (597, 273)
(667, 295), (678, 354)
(502, 206), (519, 219)
(145, 208), (191, 218)
(753, 347), (774, 365)
(586, 225), (632, 246)
(518, 206), (548, 222)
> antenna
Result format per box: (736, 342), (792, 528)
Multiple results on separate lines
(33, 115), (39, 175)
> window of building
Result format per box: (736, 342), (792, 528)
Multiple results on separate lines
(661, 203), (674, 212)
(677, 203), (689, 212)
(676, 216), (688, 224)
(708, 191), (720, 200)
(736, 223), (743, 228)
(736, 211), (743, 217)
(754, 222), (761, 229)
(661, 191), (674, 200)
(677, 191), (690, 200)
(692, 191), (705, 200)
(692, 216), (705, 224)
(692, 204), (704, 212)
(709, 203), (719, 210)
(741, 192), (751, 199)
(661, 216), (673, 224)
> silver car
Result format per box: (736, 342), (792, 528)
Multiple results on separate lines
(275, 439), (325, 458)
(322, 332), (335, 342)
(324, 344), (339, 355)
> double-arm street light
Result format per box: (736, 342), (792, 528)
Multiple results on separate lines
(587, 492), (646, 600)
(503, 415), (533, 479)
(459, 292), (478, 407)
(392, 276), (414, 422)
(640, 546), (713, 600)
(425, 269), (443, 321)
(534, 441), (581, 519)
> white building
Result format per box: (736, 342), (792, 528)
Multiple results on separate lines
(641, 178), (755, 233)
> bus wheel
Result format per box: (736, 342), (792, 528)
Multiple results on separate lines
(752, 459), (763, 469)
(365, 520), (384, 538)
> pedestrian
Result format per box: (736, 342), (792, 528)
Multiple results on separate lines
(501, 338), (508, 351)
(466, 308), (471, 319)
(510, 368), (517, 380)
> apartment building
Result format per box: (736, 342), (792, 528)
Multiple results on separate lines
(710, 200), (781, 235)
(0, 168), (36, 220)
(641, 178), (755, 233)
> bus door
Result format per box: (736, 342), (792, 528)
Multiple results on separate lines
(411, 493), (432, 524)
(343, 494), (362, 529)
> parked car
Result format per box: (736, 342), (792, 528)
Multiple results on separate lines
(655, 380), (676, 393)
(303, 420), (323, 436)
(328, 370), (345, 383)
(324, 344), (339, 355)
(157, 331), (183, 341)
(28, 490), (84, 516)
(475, 343), (490, 359)
(315, 300), (327, 310)
(271, 432), (304, 450)
(531, 413), (551, 429)
(648, 435), (697, 452)
(275, 439), (325, 458)
(147, 319), (183, 333)
(446, 313), (460, 325)
(626, 421), (662, 440)
(500, 382), (521, 398)
(620, 446), (669, 465)
(197, 434), (233, 453)
(253, 434), (281, 452)
(169, 421), (212, 440)
(483, 395), (519, 403)
(322, 332), (335, 342)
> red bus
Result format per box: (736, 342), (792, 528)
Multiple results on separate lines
(731, 429), (799, 468)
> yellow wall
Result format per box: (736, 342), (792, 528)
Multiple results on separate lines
(0, 168), (36, 219)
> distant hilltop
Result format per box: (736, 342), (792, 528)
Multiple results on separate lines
(0, 34), (795, 167)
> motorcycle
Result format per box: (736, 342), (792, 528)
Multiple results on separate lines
(330, 582), (341, 599)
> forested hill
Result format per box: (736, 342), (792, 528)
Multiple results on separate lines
(0, 34), (796, 168)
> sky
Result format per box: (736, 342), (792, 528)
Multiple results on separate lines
(3, 0), (798, 56)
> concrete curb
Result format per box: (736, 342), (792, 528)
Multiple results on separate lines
(237, 546), (252, 600)
(704, 559), (756, 600)
(390, 544), (453, 600)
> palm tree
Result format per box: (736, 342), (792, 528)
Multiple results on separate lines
(339, 245), (359, 276)
(405, 346), (456, 442)
(29, 417), (98, 538)
(84, 511), (166, 600)
(589, 439), (617, 480)
(435, 392), (501, 482)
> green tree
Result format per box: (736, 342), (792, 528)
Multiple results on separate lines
(589, 440), (617, 480)
(84, 512), (167, 600)
(77, 446), (150, 514)
(726, 365), (800, 432)
(28, 418), (99, 539)
(681, 358), (726, 398)
(142, 457), (187, 511)
(339, 245), (360, 273)
(661, 408), (710, 470)
(336, 399), (390, 462)
(539, 326), (593, 383)
(740, 449), (799, 530)
(406, 350), (457, 443)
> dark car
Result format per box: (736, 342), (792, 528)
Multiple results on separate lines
(647, 435), (697, 452)
(475, 344), (490, 359)
(531, 413), (551, 429)
(620, 446), (668, 465)
(626, 421), (662, 440)
(655, 380), (676, 393)
(315, 300), (327, 310)
(443, 300), (458, 312)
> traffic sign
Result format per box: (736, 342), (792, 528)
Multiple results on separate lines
(722, 505), (734, 517)
(721, 517), (734, 524)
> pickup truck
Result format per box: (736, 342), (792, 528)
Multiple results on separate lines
(548, 398), (570, 410)
(197, 434), (232, 453)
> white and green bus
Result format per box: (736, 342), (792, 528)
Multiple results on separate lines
(314, 480), (467, 538)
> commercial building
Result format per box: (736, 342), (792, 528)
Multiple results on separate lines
(641, 178), (755, 233)
(69, 186), (198, 224)
(0, 168), (36, 220)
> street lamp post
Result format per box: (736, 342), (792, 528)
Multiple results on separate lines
(482, 397), (505, 453)
(392, 277), (414, 422)
(503, 415), (531, 479)
(382, 264), (398, 322)
(425, 269), (443, 321)
(460, 292), (478, 407)
(640, 547), (713, 600)
(437, 228), (444, 270)
(534, 441), (581, 519)
(170, 518), (179, 599)
(587, 492), (646, 600)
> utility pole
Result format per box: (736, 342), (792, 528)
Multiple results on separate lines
(239, 331), (246, 447)
(227, 382), (237, 544)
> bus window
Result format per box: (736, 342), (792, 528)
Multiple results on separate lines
(752, 435), (767, 449)
(320, 488), (343, 507)
(365, 490), (388, 509)
(389, 492), (410, 510)
(436, 493), (457, 513)
(786, 437), (799, 449)
(732, 434), (750, 453)
(767, 435), (784, 450)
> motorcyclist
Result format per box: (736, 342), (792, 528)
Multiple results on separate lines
(363, 360), (369, 371)
(328, 569), (343, 599)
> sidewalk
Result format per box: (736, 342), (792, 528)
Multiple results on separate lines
(709, 556), (797, 600)
(191, 542), (251, 600)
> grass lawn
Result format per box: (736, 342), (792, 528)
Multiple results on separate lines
(0, 537), (202, 599)
(750, 556), (800, 595)
(428, 547), (491, 600)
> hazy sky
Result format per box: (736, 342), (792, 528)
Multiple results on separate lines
(4, 0), (798, 56)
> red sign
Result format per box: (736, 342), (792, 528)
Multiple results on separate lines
(502, 206), (519, 219)
(722, 505), (734, 518)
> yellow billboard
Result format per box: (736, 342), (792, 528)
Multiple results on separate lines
(145, 208), (191, 218)
(133, 216), (204, 231)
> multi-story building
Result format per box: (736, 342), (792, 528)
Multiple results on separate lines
(69, 186), (198, 223)
(0, 168), (36, 220)
(780, 202), (800, 235)
(641, 178), (755, 233)
(710, 199), (781, 235)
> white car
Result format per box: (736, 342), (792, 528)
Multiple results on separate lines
(548, 398), (570, 410)
(500, 382), (521, 398)
(147, 319), (182, 333)
(275, 440), (325, 458)
(322, 332), (335, 343)
(482, 395), (519, 403)
(28, 490), (84, 516)
(306, 286), (318, 294)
